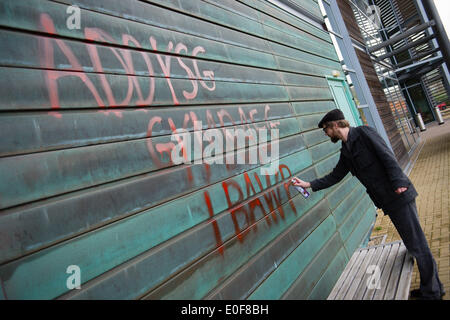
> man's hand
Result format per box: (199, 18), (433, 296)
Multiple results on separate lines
(395, 187), (408, 194)
(291, 177), (311, 189)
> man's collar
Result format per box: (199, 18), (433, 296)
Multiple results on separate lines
(345, 127), (356, 145)
(341, 127), (356, 155)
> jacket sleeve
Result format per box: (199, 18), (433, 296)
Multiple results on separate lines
(361, 126), (409, 189)
(310, 152), (350, 191)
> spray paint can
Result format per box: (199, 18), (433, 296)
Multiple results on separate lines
(291, 179), (310, 198)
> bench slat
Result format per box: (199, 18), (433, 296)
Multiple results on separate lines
(353, 244), (385, 299)
(395, 251), (415, 300)
(384, 244), (408, 300)
(328, 241), (413, 300)
(362, 243), (393, 300)
(327, 249), (362, 300)
(372, 242), (401, 300)
(334, 249), (369, 299)
(344, 246), (377, 299)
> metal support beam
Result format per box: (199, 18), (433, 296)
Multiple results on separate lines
(375, 34), (436, 62)
(395, 47), (441, 68)
(420, 0), (450, 101)
(397, 58), (444, 82)
(395, 55), (442, 73)
(421, 0), (450, 67)
(368, 20), (435, 53)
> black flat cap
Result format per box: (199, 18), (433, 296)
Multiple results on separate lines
(318, 109), (345, 128)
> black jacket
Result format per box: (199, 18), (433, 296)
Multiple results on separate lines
(310, 126), (417, 213)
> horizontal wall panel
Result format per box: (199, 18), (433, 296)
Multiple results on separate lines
(0, 135), (306, 265)
(281, 232), (344, 299)
(143, 215), (337, 300)
(292, 100), (336, 115)
(237, 0), (329, 42)
(0, 0), (339, 72)
(247, 206), (335, 299)
(306, 247), (349, 299)
(331, 184), (367, 227)
(314, 151), (341, 177)
(0, 67), (293, 110)
(287, 86), (333, 101)
(275, 55), (337, 77)
(0, 30), (284, 83)
(0, 28), (334, 87)
(0, 149), (313, 299)
(302, 128), (330, 147)
(138, 0), (334, 58)
(0, 117), (299, 209)
(344, 205), (377, 257)
(309, 140), (341, 162)
(297, 112), (329, 131)
(0, 0), (371, 301)
(0, 0), (279, 69)
(0, 103), (294, 157)
(205, 190), (330, 300)
(65, 167), (327, 300)
(325, 175), (358, 210)
(286, 0), (324, 21)
(338, 195), (372, 243)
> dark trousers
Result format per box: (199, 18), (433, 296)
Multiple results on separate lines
(386, 201), (444, 299)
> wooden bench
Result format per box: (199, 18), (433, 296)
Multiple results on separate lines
(328, 241), (414, 300)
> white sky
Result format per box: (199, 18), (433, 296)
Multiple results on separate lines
(433, 0), (450, 41)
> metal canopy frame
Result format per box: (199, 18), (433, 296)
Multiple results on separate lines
(368, 20), (435, 53)
(375, 33), (436, 62)
(397, 58), (444, 81)
(394, 47), (441, 68)
(394, 55), (443, 73)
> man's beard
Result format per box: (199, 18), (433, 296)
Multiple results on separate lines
(330, 135), (340, 143)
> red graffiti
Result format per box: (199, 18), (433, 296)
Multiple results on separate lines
(149, 36), (180, 105)
(39, 14), (216, 115)
(122, 34), (155, 106)
(85, 28), (133, 108)
(223, 180), (256, 242)
(279, 164), (298, 215)
(39, 14), (105, 118)
(204, 191), (224, 255)
(205, 164), (295, 251)
(37, 13), (290, 258)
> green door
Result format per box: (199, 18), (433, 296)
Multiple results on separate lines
(327, 77), (361, 127)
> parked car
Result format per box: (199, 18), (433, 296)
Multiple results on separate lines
(436, 103), (447, 110)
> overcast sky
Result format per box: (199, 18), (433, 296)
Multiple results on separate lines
(433, 0), (450, 41)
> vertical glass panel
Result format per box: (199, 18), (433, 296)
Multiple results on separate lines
(360, 106), (376, 127)
(407, 85), (435, 123)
